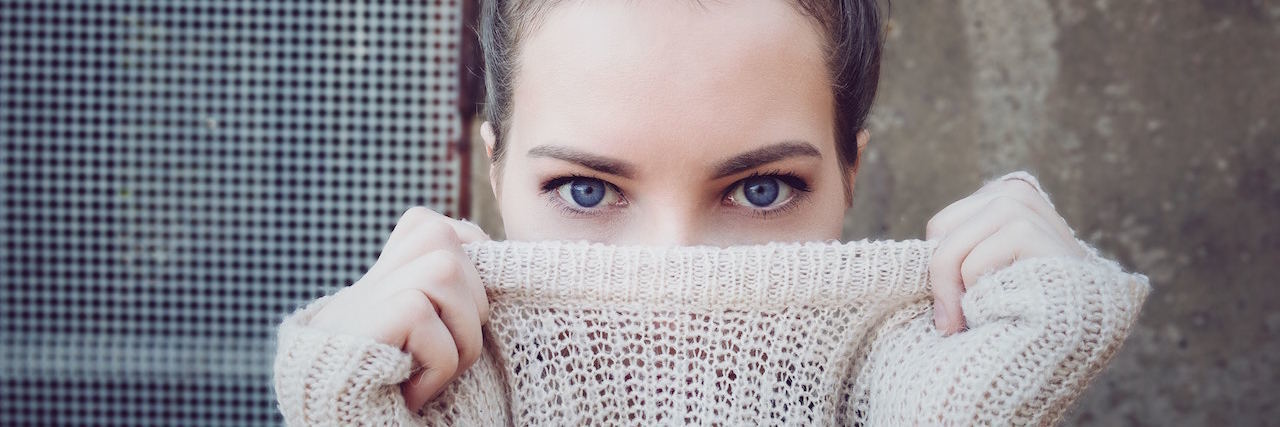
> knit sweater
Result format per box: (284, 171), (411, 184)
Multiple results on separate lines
(273, 238), (1150, 425)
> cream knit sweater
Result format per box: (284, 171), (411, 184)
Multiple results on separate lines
(273, 238), (1150, 425)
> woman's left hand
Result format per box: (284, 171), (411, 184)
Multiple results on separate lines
(925, 172), (1088, 336)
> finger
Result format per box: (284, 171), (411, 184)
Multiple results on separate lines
(382, 207), (436, 255)
(929, 198), (1060, 335)
(396, 219), (490, 324)
(383, 220), (461, 266)
(379, 250), (486, 373)
(365, 209), (492, 285)
(926, 183), (1071, 243)
(353, 207), (437, 287)
(926, 186), (1024, 241)
(985, 177), (1076, 242)
(393, 292), (460, 412)
(362, 220), (462, 287)
(925, 195), (984, 241)
(453, 245), (491, 326)
(925, 176), (1020, 240)
(988, 171), (1051, 206)
(373, 215), (489, 281)
(401, 208), (490, 244)
(959, 219), (1071, 288)
(452, 218), (491, 244)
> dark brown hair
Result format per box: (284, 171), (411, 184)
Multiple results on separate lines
(478, 0), (886, 173)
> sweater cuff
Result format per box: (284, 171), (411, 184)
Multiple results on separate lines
(273, 291), (418, 426)
(958, 253), (1151, 423)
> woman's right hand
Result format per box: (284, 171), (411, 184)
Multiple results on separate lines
(310, 207), (492, 412)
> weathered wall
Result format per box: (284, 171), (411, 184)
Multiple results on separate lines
(469, 1), (1280, 424)
(857, 1), (1279, 425)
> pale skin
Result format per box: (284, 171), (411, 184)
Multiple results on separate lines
(309, 0), (1088, 412)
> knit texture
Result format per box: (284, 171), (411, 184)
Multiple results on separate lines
(273, 238), (1150, 425)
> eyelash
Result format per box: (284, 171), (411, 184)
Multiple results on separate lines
(725, 170), (812, 219)
(539, 174), (626, 217)
(538, 170), (813, 219)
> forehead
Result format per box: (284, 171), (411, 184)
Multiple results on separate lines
(507, 0), (836, 165)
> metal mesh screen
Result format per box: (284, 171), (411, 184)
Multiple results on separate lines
(1, 1), (472, 424)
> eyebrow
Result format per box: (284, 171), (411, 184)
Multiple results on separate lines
(526, 140), (822, 180)
(711, 141), (822, 179)
(527, 145), (638, 179)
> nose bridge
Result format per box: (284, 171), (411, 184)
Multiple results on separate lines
(652, 218), (699, 247)
(631, 201), (702, 246)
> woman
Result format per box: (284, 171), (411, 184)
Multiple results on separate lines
(298, 0), (1092, 416)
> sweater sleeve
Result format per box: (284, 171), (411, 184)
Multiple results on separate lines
(850, 242), (1151, 425)
(272, 288), (511, 426)
(845, 169), (1154, 425)
(272, 289), (425, 426)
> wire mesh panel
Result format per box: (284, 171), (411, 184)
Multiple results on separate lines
(1, 0), (473, 425)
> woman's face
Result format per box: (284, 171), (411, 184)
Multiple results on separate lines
(484, 0), (866, 246)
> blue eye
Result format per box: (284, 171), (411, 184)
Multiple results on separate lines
(743, 176), (779, 206)
(555, 177), (620, 209)
(729, 175), (795, 209)
(569, 179), (605, 207)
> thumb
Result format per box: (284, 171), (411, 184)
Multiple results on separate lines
(453, 218), (491, 244)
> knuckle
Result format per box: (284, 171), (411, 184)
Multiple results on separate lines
(417, 220), (460, 245)
(420, 250), (463, 283)
(393, 289), (439, 322)
(925, 216), (945, 237)
(932, 231), (968, 257)
(399, 206), (432, 225)
(1008, 219), (1040, 235)
(987, 195), (1027, 213)
(926, 251), (957, 279)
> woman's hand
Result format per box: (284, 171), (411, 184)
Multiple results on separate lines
(310, 207), (492, 412)
(925, 172), (1087, 336)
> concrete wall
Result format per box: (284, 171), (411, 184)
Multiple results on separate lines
(469, 1), (1280, 424)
